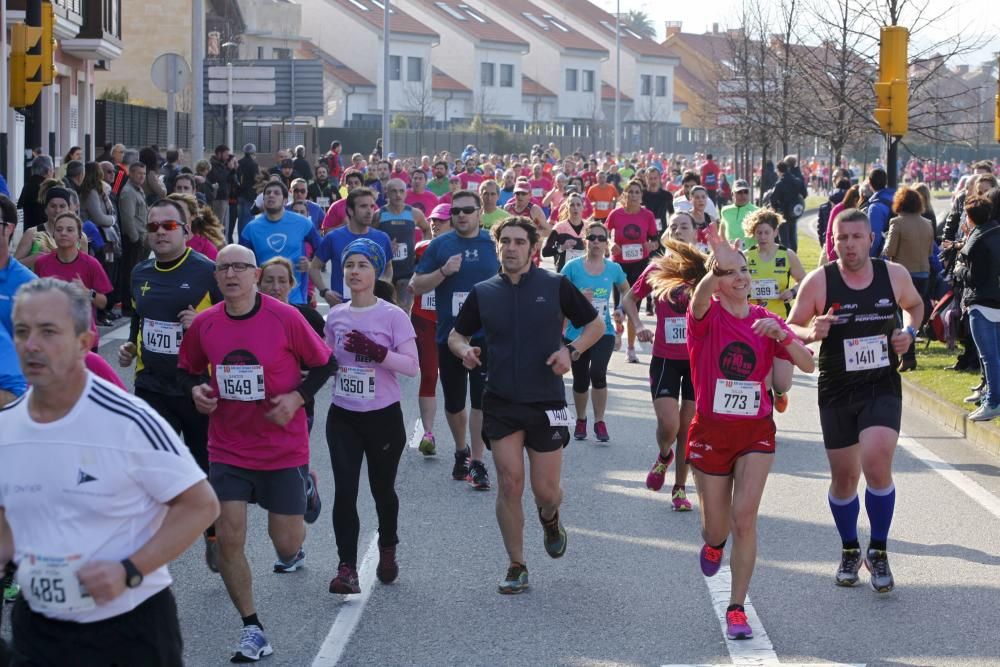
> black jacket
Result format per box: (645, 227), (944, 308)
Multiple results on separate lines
(16, 174), (45, 230)
(954, 222), (1000, 309)
(770, 173), (807, 220)
(236, 155), (259, 200)
(207, 156), (234, 201)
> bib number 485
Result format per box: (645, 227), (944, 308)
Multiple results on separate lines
(30, 576), (66, 605)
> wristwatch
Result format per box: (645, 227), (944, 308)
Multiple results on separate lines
(319, 288), (329, 298)
(905, 325), (918, 342)
(121, 558), (143, 589)
(90, 289), (97, 301)
(566, 343), (581, 361)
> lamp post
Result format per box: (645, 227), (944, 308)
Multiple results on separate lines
(614, 0), (620, 156)
(382, 0), (391, 156)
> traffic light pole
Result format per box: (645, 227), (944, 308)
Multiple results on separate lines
(24, 0), (42, 158)
(887, 135), (899, 188)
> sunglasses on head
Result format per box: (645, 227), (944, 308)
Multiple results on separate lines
(146, 220), (183, 232)
(586, 234), (607, 242)
(451, 206), (479, 215)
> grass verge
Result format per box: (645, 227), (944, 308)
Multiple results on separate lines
(902, 340), (978, 412)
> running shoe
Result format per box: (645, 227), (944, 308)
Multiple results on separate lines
(700, 544), (724, 577)
(626, 347), (639, 363)
(594, 420), (610, 442)
(329, 563), (361, 595)
(498, 562), (529, 594)
(304, 471), (322, 524)
(231, 625), (273, 663)
(963, 389), (982, 404)
(452, 447), (471, 480)
(574, 418), (587, 440)
(671, 487), (693, 512)
(468, 460), (491, 490)
(539, 508), (567, 558)
(418, 432), (436, 456)
(864, 548), (895, 593)
(969, 403), (1000, 421)
(205, 534), (220, 573)
(645, 449), (675, 491)
(376, 545), (398, 584)
(725, 608), (753, 640)
(614, 322), (623, 351)
(835, 548), (862, 587)
(273, 548), (305, 573)
(774, 391), (789, 413)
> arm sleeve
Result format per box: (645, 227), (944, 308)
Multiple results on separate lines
(90, 258), (115, 294)
(542, 230), (561, 258)
(129, 311), (141, 346)
(452, 287), (483, 337)
(297, 353), (337, 401)
(559, 276), (599, 329)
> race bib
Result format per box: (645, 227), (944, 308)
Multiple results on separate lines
(452, 291), (469, 317)
(663, 317), (687, 344)
(565, 248), (585, 261)
(713, 379), (761, 416)
(591, 299), (609, 321)
(142, 319), (183, 355)
(751, 279), (780, 300)
(335, 366), (376, 401)
(843, 335), (889, 372)
(217, 364), (266, 401)
(595, 201), (610, 211)
(622, 244), (644, 261)
(532, 188), (544, 198)
(19, 553), (95, 614)
(545, 407), (576, 427)
(392, 244), (409, 261)
(421, 292), (436, 311)
(317, 197), (330, 209)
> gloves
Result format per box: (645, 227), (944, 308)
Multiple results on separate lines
(343, 330), (388, 363)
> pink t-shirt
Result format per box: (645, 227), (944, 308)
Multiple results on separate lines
(325, 298), (416, 412)
(687, 300), (795, 421)
(458, 172), (484, 190)
(631, 264), (690, 360)
(177, 293), (332, 470)
(529, 178), (552, 206)
(186, 234), (219, 260)
(86, 352), (126, 389)
(34, 251), (114, 345)
(322, 199), (349, 232)
(405, 189), (439, 215)
(607, 207), (658, 264)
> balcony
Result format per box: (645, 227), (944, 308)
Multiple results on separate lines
(60, 0), (122, 61)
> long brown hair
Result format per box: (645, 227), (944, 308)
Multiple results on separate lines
(167, 193), (225, 248)
(617, 177), (645, 209)
(644, 239), (709, 302)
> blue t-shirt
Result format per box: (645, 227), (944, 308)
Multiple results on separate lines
(0, 257), (36, 336)
(0, 325), (27, 398)
(315, 225), (392, 302)
(414, 230), (500, 343)
(560, 256), (626, 339)
(239, 211), (322, 305)
(82, 220), (106, 252)
(286, 201), (324, 230)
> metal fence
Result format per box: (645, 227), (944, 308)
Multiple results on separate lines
(95, 100), (193, 152)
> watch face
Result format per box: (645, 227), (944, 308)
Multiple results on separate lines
(128, 573), (142, 588)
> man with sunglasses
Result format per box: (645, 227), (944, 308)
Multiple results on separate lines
(411, 190), (500, 490)
(177, 244), (336, 662)
(119, 199), (224, 571)
(287, 178), (324, 230)
(503, 181), (550, 235)
(239, 181), (322, 306)
(373, 178), (431, 313)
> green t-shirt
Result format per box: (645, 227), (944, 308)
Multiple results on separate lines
(619, 167), (635, 181)
(720, 203), (758, 244)
(427, 177), (450, 197)
(481, 208), (511, 230)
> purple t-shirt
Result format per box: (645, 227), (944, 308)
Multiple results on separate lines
(325, 298), (416, 412)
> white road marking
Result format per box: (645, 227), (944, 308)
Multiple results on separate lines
(310, 536), (380, 667)
(407, 417), (423, 449)
(899, 432), (1000, 519)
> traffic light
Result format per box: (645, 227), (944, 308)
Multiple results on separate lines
(994, 92), (1000, 143)
(9, 23), (44, 109)
(40, 1), (54, 86)
(874, 26), (909, 137)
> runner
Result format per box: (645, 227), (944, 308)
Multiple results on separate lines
(606, 178), (659, 362)
(410, 203), (453, 456)
(321, 170), (365, 233)
(405, 168), (439, 215)
(586, 171), (618, 221)
(177, 244), (336, 662)
(621, 213), (701, 511)
(324, 239), (418, 595)
(541, 193), (588, 272)
(673, 226), (814, 639)
(2, 278), (218, 666)
(374, 178), (430, 312)
(479, 180), (510, 231)
(504, 181), (551, 236)
(13, 185), (82, 270)
(787, 208), (923, 594)
(448, 216), (603, 594)
(743, 209), (806, 413)
(560, 220), (628, 443)
(411, 190), (500, 489)
(720, 179), (757, 246)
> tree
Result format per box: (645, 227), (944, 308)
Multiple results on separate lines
(621, 10), (656, 40)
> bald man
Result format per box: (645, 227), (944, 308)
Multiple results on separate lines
(373, 178), (430, 311)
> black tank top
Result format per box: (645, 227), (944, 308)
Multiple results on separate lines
(818, 259), (901, 405)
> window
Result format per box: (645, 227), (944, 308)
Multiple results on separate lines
(522, 12), (549, 29)
(273, 48), (291, 60)
(582, 70), (595, 92)
(640, 75), (652, 96)
(566, 68), (578, 92)
(500, 64), (514, 88)
(389, 55), (401, 81)
(462, 5), (487, 22)
(436, 1), (466, 20)
(655, 75), (667, 97)
(407, 57), (423, 82)
(481, 62), (495, 86)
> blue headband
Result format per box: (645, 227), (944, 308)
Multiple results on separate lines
(341, 237), (387, 278)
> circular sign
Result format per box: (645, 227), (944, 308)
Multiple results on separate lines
(151, 53), (191, 94)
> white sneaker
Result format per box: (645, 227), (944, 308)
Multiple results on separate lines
(964, 390), (982, 403)
(626, 347), (639, 363)
(969, 403), (1000, 422)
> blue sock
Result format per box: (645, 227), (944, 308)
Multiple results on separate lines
(865, 484), (896, 551)
(828, 492), (860, 549)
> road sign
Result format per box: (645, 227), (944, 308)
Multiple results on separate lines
(151, 53), (190, 94)
(208, 92), (276, 106)
(202, 59), (324, 117)
(207, 66), (275, 80)
(208, 79), (275, 93)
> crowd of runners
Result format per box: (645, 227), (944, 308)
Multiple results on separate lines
(5, 140), (976, 664)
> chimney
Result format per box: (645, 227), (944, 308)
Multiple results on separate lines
(728, 28), (744, 39)
(712, 22), (719, 34)
(665, 21), (682, 38)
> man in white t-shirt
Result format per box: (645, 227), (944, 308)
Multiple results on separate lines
(0, 278), (219, 666)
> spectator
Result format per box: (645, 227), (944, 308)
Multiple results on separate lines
(139, 147), (166, 205)
(883, 187), (935, 371)
(194, 159), (217, 204)
(700, 152), (721, 205)
(235, 143), (259, 237)
(817, 177), (851, 247)
(953, 194), (1000, 421)
(323, 140), (344, 186)
(56, 146), (82, 181)
(912, 183), (937, 235)
(78, 162), (117, 233)
(207, 144), (235, 239)
(293, 144), (313, 181)
(769, 161), (807, 252)
(116, 162), (149, 316)
(288, 178), (324, 229)
(944, 160), (993, 241)
(17, 154), (54, 230)
(760, 160), (778, 194)
(95, 142), (114, 163)
(161, 148), (182, 194)
(63, 160), (85, 192)
(865, 167), (894, 257)
(308, 165), (339, 207)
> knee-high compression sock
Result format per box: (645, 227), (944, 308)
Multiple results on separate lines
(828, 492), (860, 550)
(865, 484), (896, 551)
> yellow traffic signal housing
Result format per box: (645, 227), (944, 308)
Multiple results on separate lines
(878, 27), (908, 83)
(40, 1), (54, 85)
(9, 23), (44, 109)
(874, 26), (909, 137)
(874, 82), (892, 134)
(890, 79), (908, 136)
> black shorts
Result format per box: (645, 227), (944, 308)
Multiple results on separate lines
(819, 394), (902, 450)
(10, 588), (182, 667)
(135, 388), (209, 473)
(209, 462), (309, 515)
(437, 338), (488, 414)
(621, 259), (649, 285)
(481, 392), (570, 453)
(649, 356), (694, 401)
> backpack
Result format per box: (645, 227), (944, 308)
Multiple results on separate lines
(816, 200), (833, 244)
(786, 193), (805, 219)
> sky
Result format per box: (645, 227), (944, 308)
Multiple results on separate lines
(595, 0), (999, 68)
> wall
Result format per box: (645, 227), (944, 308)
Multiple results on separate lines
(629, 60), (678, 125)
(557, 54), (602, 121)
(472, 47), (523, 119)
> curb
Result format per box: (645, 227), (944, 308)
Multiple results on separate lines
(901, 377), (1000, 457)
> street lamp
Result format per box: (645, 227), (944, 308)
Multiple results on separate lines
(614, 0), (620, 156)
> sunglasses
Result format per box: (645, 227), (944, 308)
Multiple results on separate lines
(586, 235), (607, 242)
(146, 220), (184, 232)
(292, 188), (306, 193)
(215, 262), (256, 273)
(451, 206), (479, 216)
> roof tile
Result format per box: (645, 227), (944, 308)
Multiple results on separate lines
(331, 0), (439, 38)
